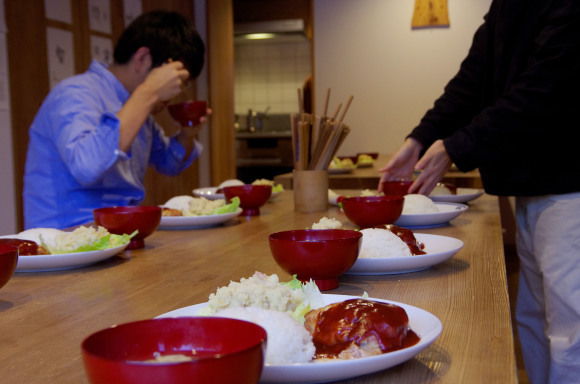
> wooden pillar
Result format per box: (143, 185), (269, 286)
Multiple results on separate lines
(206, 0), (236, 184)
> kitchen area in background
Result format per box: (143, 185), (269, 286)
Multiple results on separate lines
(232, 1), (312, 183)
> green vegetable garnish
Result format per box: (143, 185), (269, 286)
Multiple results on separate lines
(283, 275), (324, 323)
(42, 230), (138, 254)
(211, 196), (241, 215)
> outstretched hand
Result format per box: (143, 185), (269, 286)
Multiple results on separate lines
(378, 138), (422, 192)
(410, 139), (452, 195)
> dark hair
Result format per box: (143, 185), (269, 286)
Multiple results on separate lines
(113, 10), (205, 78)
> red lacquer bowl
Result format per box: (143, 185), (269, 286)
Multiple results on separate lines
(93, 206), (162, 250)
(223, 185), (272, 216)
(0, 244), (18, 290)
(341, 195), (404, 228)
(269, 229), (362, 291)
(82, 317), (267, 384)
(168, 100), (207, 127)
(380, 180), (414, 196)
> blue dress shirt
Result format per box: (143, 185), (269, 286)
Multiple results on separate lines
(23, 60), (201, 229)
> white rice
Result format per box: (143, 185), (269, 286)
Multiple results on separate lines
(359, 228), (412, 258)
(216, 306), (315, 365)
(312, 217), (342, 229)
(402, 194), (439, 214)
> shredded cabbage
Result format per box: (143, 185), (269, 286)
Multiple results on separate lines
(283, 275), (324, 322)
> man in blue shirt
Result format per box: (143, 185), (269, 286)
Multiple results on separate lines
(24, 11), (206, 229)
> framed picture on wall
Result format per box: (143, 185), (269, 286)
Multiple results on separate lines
(46, 27), (75, 89)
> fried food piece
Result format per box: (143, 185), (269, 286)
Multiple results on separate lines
(0, 238), (50, 255)
(304, 299), (419, 360)
(162, 208), (183, 216)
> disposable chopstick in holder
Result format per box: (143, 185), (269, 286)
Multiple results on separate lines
(290, 113), (301, 170)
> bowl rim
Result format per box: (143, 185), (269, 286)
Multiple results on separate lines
(341, 195), (405, 203)
(222, 184), (272, 192)
(81, 317), (267, 365)
(0, 244), (19, 254)
(268, 228), (363, 242)
(93, 206), (162, 214)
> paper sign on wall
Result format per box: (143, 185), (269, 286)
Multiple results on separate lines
(91, 35), (113, 65)
(123, 0), (142, 27)
(46, 27), (75, 89)
(44, 0), (72, 24)
(88, 0), (112, 34)
(412, 0), (450, 29)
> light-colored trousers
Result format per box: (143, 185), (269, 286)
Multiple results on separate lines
(516, 193), (580, 384)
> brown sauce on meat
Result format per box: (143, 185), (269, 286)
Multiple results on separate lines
(0, 238), (49, 255)
(311, 299), (420, 359)
(381, 224), (426, 255)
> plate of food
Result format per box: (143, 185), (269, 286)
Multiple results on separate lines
(394, 194), (468, 228)
(159, 209), (243, 229)
(194, 179), (284, 202)
(160, 195), (242, 229)
(158, 275), (442, 384)
(0, 226), (132, 272)
(328, 157), (357, 174)
(429, 187), (484, 204)
(355, 153), (377, 168)
(346, 228), (464, 275)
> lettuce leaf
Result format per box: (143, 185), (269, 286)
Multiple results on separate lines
(211, 196), (240, 215)
(272, 184), (284, 193)
(43, 230), (138, 254)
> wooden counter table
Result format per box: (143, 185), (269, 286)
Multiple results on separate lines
(0, 192), (516, 383)
(274, 154), (483, 190)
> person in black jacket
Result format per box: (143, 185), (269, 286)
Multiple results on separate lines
(378, 1), (580, 383)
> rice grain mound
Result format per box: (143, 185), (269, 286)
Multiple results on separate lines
(216, 306), (315, 364)
(359, 228), (413, 258)
(402, 194), (439, 214)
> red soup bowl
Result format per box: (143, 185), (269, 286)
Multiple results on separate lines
(269, 229), (362, 291)
(341, 195), (404, 228)
(0, 244), (18, 290)
(168, 100), (207, 127)
(93, 206), (162, 250)
(380, 180), (414, 196)
(223, 185), (272, 216)
(82, 317), (267, 384)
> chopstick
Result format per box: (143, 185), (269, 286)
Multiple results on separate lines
(292, 91), (354, 171)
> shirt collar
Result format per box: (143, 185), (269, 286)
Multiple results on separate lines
(88, 60), (130, 103)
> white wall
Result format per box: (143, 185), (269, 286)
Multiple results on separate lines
(234, 38), (311, 115)
(0, 0), (17, 235)
(313, 0), (492, 157)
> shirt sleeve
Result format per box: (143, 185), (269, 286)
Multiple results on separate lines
(409, 1), (580, 172)
(52, 86), (122, 186)
(148, 119), (203, 175)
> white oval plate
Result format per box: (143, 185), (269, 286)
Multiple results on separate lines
(158, 208), (243, 230)
(395, 203), (468, 228)
(429, 188), (484, 203)
(0, 234), (129, 272)
(192, 187), (224, 201)
(157, 294), (442, 384)
(347, 233), (463, 275)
